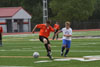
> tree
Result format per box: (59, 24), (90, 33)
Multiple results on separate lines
(89, 0), (100, 19)
(0, 0), (22, 7)
(21, 0), (43, 28)
(49, 0), (96, 21)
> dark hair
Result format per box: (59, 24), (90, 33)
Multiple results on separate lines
(46, 20), (51, 24)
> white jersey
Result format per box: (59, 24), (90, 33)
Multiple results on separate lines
(61, 27), (72, 40)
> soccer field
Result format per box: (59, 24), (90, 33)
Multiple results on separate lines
(0, 31), (100, 67)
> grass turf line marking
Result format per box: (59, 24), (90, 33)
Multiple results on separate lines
(0, 56), (69, 58)
(0, 56), (100, 62)
(0, 56), (82, 59)
(0, 65), (33, 67)
(34, 60), (52, 63)
(0, 49), (100, 52)
(34, 55), (100, 63)
(0, 56), (100, 59)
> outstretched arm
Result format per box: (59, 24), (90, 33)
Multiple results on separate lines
(32, 25), (37, 33)
(64, 30), (72, 37)
(64, 34), (72, 37)
(55, 30), (62, 36)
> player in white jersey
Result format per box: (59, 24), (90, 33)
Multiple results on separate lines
(56, 21), (72, 57)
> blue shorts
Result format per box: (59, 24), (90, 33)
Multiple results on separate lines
(62, 39), (71, 48)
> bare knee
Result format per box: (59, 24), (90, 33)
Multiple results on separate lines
(66, 48), (70, 50)
(63, 45), (66, 48)
(43, 38), (47, 44)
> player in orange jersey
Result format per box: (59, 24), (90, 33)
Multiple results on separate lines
(32, 20), (55, 60)
(0, 25), (3, 47)
(52, 22), (60, 40)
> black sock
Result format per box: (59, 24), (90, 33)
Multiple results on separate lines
(64, 49), (69, 56)
(48, 47), (51, 55)
(61, 46), (65, 53)
(56, 34), (58, 39)
(45, 44), (51, 55)
(45, 44), (49, 52)
(53, 35), (55, 40)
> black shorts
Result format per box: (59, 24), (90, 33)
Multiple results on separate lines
(39, 36), (50, 44)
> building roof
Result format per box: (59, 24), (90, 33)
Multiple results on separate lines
(0, 7), (24, 17)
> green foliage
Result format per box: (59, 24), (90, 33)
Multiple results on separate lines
(50, 0), (96, 21)
(21, 0), (43, 27)
(0, 0), (99, 28)
(90, 0), (100, 19)
(0, 0), (21, 7)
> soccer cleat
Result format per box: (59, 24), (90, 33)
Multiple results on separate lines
(47, 54), (53, 60)
(61, 52), (63, 56)
(64, 55), (67, 57)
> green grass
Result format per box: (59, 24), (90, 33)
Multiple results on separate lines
(50, 31), (100, 38)
(3, 31), (100, 40)
(0, 31), (100, 67)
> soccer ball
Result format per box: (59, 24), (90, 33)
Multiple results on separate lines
(33, 52), (39, 58)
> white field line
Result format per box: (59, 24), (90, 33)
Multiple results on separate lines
(0, 66), (32, 67)
(34, 60), (52, 63)
(0, 55), (100, 63)
(0, 55), (100, 59)
(74, 46), (99, 47)
(4, 66), (31, 67)
(3, 34), (38, 37)
(88, 43), (96, 44)
(3, 43), (35, 45)
(2, 45), (99, 48)
(0, 49), (100, 52)
(3, 45), (100, 48)
(3, 46), (44, 48)
(22, 48), (32, 50)
(1, 42), (99, 47)
(34, 55), (100, 63)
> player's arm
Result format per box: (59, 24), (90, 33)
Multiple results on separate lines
(32, 25), (37, 33)
(50, 26), (55, 32)
(32, 24), (42, 33)
(55, 30), (62, 36)
(64, 30), (72, 37)
(64, 34), (72, 37)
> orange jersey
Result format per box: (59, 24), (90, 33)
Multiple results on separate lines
(0, 26), (3, 33)
(54, 24), (60, 30)
(36, 24), (54, 38)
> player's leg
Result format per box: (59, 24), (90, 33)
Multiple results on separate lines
(48, 44), (51, 54)
(52, 31), (56, 40)
(64, 40), (71, 57)
(39, 36), (49, 53)
(43, 38), (53, 60)
(43, 38), (49, 53)
(61, 39), (66, 56)
(56, 29), (59, 40)
(44, 38), (51, 55)
(39, 36), (53, 60)
(61, 45), (66, 56)
(64, 48), (70, 57)
(47, 44), (53, 59)
(0, 33), (2, 46)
